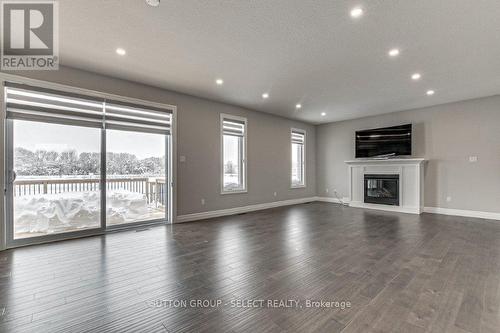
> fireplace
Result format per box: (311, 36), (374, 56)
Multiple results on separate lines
(346, 159), (425, 214)
(364, 174), (400, 206)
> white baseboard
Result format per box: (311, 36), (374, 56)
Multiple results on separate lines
(317, 197), (500, 220)
(423, 207), (500, 221)
(176, 197), (500, 224)
(318, 197), (500, 220)
(175, 197), (317, 223)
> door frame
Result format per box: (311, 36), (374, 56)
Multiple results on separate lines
(1, 73), (177, 248)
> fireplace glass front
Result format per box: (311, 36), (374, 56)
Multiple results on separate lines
(364, 174), (400, 206)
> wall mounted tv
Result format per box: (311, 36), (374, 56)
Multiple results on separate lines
(355, 124), (412, 158)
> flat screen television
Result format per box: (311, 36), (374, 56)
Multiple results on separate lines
(355, 124), (412, 158)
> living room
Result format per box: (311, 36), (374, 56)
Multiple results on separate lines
(0, 1), (499, 332)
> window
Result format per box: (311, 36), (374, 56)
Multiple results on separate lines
(104, 100), (172, 227)
(5, 82), (174, 245)
(221, 114), (247, 193)
(291, 129), (306, 187)
(12, 120), (101, 239)
(106, 130), (167, 227)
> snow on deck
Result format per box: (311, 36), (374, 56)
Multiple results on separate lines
(14, 190), (165, 237)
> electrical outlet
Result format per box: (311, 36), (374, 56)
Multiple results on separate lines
(325, 188), (329, 193)
(179, 155), (186, 163)
(201, 198), (205, 205)
(446, 196), (452, 202)
(468, 156), (478, 163)
(273, 192), (277, 197)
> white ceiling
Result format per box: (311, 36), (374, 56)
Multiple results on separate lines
(59, 0), (500, 124)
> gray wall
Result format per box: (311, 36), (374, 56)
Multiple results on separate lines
(0, 66), (316, 248)
(316, 95), (500, 213)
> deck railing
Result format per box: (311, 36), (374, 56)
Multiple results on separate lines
(14, 177), (166, 206)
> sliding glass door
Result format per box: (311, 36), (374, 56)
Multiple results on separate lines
(4, 81), (174, 247)
(106, 129), (168, 227)
(10, 120), (102, 240)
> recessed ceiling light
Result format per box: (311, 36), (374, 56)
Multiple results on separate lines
(116, 48), (126, 56)
(321, 112), (326, 116)
(426, 90), (435, 96)
(215, 79), (224, 85)
(411, 73), (421, 80)
(388, 48), (400, 57)
(350, 7), (363, 18)
(295, 104), (302, 109)
(262, 93), (269, 99)
(145, 0), (160, 7)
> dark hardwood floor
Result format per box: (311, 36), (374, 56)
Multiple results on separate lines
(1, 202), (499, 332)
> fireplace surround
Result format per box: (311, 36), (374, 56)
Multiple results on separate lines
(345, 158), (426, 214)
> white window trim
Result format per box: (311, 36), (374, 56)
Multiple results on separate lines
(290, 128), (306, 189)
(220, 113), (247, 194)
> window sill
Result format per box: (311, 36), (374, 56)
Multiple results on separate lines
(221, 189), (248, 195)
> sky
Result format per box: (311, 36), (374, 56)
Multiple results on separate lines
(14, 120), (165, 159)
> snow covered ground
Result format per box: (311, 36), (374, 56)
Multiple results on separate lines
(223, 173), (241, 189)
(14, 190), (165, 238)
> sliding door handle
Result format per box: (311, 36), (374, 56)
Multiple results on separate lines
(9, 170), (17, 184)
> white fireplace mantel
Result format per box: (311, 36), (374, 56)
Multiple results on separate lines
(345, 158), (427, 214)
